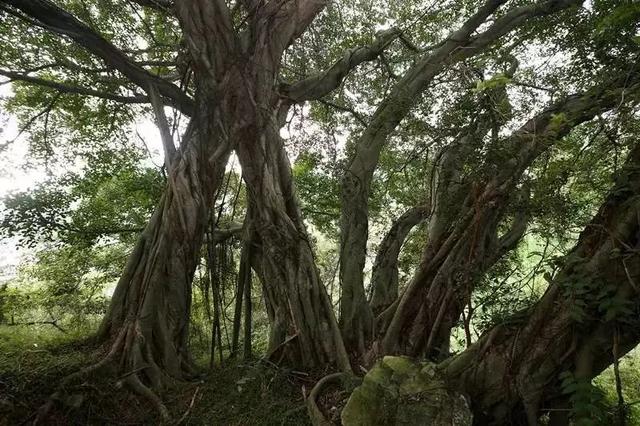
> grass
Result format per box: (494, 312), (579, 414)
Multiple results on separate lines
(5, 324), (638, 425)
(0, 325), (310, 425)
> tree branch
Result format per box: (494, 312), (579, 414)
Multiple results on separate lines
(128, 0), (173, 14)
(0, 69), (151, 104)
(211, 222), (244, 243)
(442, 141), (640, 423)
(370, 204), (430, 313)
(282, 28), (402, 102)
(1, 0), (193, 115)
(317, 99), (367, 127)
(6, 320), (67, 333)
(148, 83), (177, 170)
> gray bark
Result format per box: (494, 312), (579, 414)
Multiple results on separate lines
(97, 120), (231, 402)
(380, 69), (640, 358)
(370, 205), (430, 314)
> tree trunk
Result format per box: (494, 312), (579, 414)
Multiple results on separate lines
(339, 172), (376, 357)
(237, 122), (351, 372)
(380, 73), (640, 359)
(207, 231), (225, 369)
(442, 142), (640, 425)
(174, 0), (350, 372)
(370, 205), (430, 315)
(230, 239), (248, 358)
(93, 120), (230, 417)
(243, 249), (253, 361)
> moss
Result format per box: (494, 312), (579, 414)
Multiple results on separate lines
(382, 356), (419, 377)
(341, 357), (472, 426)
(549, 112), (569, 131)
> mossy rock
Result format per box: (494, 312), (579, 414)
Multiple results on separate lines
(341, 357), (472, 426)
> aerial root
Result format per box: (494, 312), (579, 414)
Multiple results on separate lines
(306, 372), (355, 426)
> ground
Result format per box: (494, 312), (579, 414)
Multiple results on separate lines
(0, 326), (311, 425)
(2, 326), (639, 425)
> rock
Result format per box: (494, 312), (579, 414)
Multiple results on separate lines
(341, 356), (472, 426)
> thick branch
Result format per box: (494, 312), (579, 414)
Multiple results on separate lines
(148, 83), (177, 170)
(211, 222), (244, 243)
(0, 69), (150, 104)
(370, 205), (430, 314)
(1, 0), (193, 115)
(283, 28), (402, 102)
(442, 142), (640, 424)
(175, 0), (236, 75)
(380, 66), (640, 357)
(261, 0), (328, 56)
(339, 0), (581, 356)
(128, 0), (173, 13)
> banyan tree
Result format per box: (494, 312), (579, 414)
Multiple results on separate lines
(1, 0), (639, 424)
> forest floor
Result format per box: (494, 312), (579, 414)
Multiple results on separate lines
(0, 326), (312, 425)
(3, 325), (640, 425)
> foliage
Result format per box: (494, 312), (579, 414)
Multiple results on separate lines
(1, 243), (126, 329)
(0, 0), (639, 423)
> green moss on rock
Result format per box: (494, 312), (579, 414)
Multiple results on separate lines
(341, 357), (472, 426)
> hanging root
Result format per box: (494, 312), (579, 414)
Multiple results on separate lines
(306, 372), (356, 426)
(34, 323), (173, 424)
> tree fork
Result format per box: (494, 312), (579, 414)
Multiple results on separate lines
(381, 70), (640, 358)
(441, 142), (640, 424)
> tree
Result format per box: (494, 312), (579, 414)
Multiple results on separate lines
(1, 0), (640, 423)
(443, 141), (640, 424)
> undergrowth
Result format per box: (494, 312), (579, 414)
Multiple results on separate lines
(0, 326), (310, 425)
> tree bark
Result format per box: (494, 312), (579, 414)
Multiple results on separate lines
(243, 255), (253, 361)
(97, 124), (230, 387)
(237, 122), (351, 372)
(380, 71), (640, 359)
(442, 141), (640, 425)
(370, 205), (430, 315)
(178, 0), (353, 372)
(231, 239), (248, 358)
(338, 0), (581, 357)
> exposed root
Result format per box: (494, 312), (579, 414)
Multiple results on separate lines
(125, 374), (170, 421)
(35, 325), (128, 424)
(33, 322), (186, 424)
(306, 372), (355, 426)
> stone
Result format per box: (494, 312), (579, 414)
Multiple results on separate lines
(341, 356), (472, 426)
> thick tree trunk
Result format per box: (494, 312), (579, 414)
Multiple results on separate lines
(339, 173), (376, 357)
(97, 126), (230, 386)
(379, 195), (509, 359)
(380, 73), (640, 359)
(174, 0), (350, 372)
(442, 142), (640, 425)
(237, 122), (351, 372)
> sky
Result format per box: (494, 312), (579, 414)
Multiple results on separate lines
(0, 82), (167, 280)
(0, 84), (39, 279)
